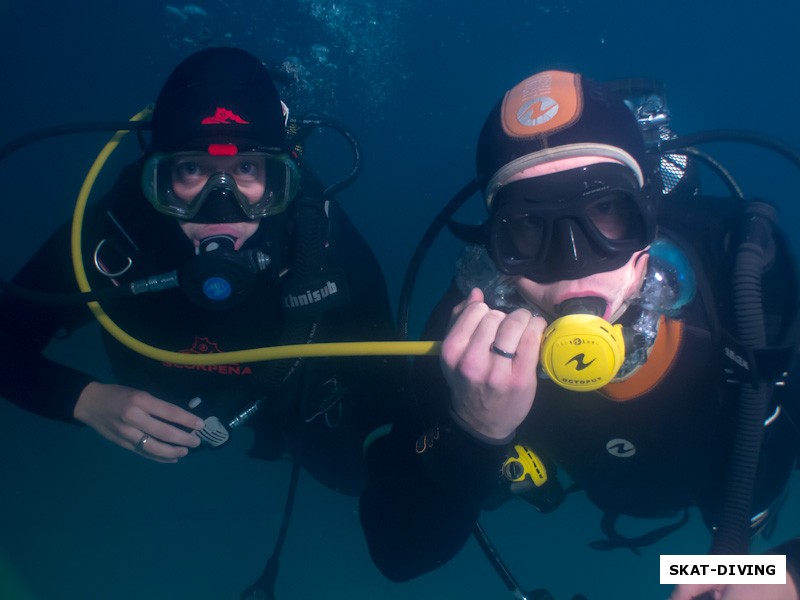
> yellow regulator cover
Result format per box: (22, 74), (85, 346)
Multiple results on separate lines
(539, 314), (626, 391)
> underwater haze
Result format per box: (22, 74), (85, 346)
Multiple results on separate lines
(2, 1), (800, 599)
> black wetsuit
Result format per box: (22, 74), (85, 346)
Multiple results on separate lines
(0, 161), (401, 495)
(360, 195), (800, 581)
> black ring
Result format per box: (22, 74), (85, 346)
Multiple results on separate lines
(490, 342), (516, 359)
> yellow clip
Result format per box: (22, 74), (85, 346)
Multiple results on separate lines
(502, 444), (548, 487)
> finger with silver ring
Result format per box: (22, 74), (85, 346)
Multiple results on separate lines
(135, 433), (150, 451)
(490, 343), (516, 359)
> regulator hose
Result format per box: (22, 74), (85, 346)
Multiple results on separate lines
(710, 200), (775, 555)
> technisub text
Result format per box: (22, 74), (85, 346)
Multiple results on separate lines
(283, 281), (339, 309)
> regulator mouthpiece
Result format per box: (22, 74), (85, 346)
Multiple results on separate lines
(540, 297), (625, 392)
(554, 296), (607, 318)
(179, 235), (271, 310)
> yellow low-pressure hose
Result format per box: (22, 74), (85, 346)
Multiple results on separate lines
(70, 111), (440, 366)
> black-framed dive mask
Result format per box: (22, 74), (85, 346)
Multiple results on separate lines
(489, 162), (654, 283)
(142, 149), (300, 223)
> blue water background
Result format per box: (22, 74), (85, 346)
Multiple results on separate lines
(1, 1), (800, 599)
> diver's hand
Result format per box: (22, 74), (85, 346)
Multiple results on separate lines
(441, 288), (546, 441)
(669, 580), (798, 600)
(74, 382), (204, 463)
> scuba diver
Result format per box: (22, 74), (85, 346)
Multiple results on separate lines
(0, 46), (402, 597)
(359, 70), (800, 599)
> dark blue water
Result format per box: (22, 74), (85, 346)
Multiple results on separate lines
(2, 1), (800, 599)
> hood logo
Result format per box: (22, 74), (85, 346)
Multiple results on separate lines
(606, 438), (636, 458)
(201, 107), (250, 125)
(566, 353), (596, 371)
(517, 96), (559, 127)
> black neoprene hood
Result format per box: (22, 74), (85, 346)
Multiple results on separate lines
(151, 47), (287, 153)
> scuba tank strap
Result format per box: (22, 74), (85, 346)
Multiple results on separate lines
(247, 180), (352, 419)
(719, 327), (797, 388)
(246, 202), (330, 416)
(280, 177), (350, 319)
(286, 189), (329, 275)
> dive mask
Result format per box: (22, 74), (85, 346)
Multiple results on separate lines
(142, 150), (300, 222)
(489, 162), (655, 283)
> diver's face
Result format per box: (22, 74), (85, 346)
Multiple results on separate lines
(493, 154), (650, 321)
(171, 154), (268, 204)
(514, 250), (649, 322)
(173, 155), (265, 250)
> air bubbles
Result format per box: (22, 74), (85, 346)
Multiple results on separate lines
(311, 43), (331, 64)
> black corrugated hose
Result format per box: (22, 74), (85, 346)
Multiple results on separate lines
(710, 201), (776, 555)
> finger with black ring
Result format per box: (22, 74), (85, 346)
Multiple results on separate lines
(443, 308), (505, 382)
(490, 309), (534, 363)
(463, 308), (507, 357)
(490, 343), (516, 359)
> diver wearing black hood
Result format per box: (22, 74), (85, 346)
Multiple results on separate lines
(359, 70), (800, 598)
(0, 47), (401, 497)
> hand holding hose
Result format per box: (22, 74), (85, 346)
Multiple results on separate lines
(441, 288), (546, 441)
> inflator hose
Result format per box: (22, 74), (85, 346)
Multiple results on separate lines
(710, 201), (775, 555)
(397, 178), (481, 339)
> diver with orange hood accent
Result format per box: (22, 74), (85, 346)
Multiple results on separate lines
(360, 70), (800, 600)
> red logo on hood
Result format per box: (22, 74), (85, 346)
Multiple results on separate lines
(201, 108), (250, 125)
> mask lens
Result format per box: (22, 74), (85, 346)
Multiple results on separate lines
(171, 156), (214, 196)
(498, 213), (546, 261)
(171, 154), (267, 207)
(143, 152), (298, 220)
(585, 192), (644, 241)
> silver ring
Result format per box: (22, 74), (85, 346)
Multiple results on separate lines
(490, 342), (516, 359)
(135, 434), (150, 451)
